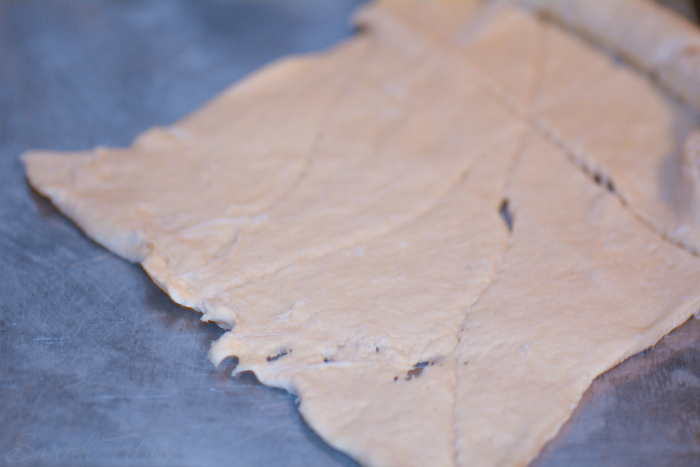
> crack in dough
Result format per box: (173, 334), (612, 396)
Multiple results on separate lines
(21, 1), (700, 466)
(366, 0), (700, 259)
(448, 11), (550, 464)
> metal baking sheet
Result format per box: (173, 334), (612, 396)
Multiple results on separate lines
(1, 1), (699, 466)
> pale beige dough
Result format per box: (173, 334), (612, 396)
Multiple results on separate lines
(209, 134), (523, 467)
(370, 0), (700, 253)
(522, 0), (700, 111)
(455, 131), (700, 467)
(21, 1), (700, 467)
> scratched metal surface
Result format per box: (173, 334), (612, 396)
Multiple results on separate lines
(0, 1), (699, 466)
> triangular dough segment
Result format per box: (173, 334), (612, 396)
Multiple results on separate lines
(454, 132), (700, 467)
(371, 0), (700, 257)
(461, 2), (700, 256)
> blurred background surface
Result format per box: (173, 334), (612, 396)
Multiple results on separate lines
(0, 1), (699, 466)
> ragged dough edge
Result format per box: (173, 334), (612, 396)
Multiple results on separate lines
(23, 158), (203, 313)
(200, 131), (526, 467)
(208, 348), (459, 467)
(21, 3), (700, 466)
(201, 124), (527, 368)
(22, 150), (155, 262)
(21, 51), (334, 311)
(298, 361), (457, 467)
(22, 159), (200, 310)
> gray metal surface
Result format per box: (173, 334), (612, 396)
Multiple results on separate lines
(0, 1), (698, 466)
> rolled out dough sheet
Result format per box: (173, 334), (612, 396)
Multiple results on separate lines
(22, 1), (700, 466)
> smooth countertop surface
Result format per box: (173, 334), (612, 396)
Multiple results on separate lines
(1, 2), (699, 466)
